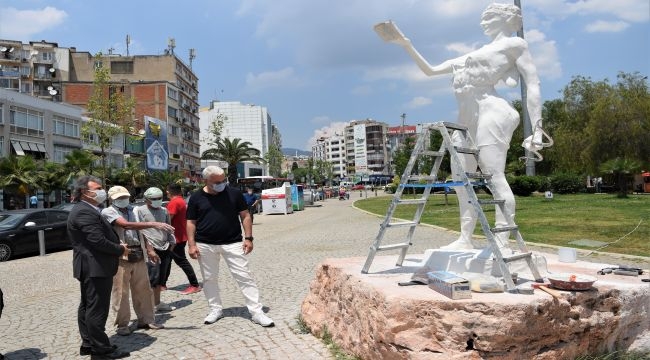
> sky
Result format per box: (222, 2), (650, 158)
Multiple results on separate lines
(1, 0), (648, 151)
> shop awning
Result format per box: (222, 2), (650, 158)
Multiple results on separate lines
(11, 140), (47, 156)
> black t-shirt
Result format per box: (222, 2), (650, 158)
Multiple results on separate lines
(186, 186), (247, 245)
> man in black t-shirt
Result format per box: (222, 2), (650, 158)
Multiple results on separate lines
(186, 166), (274, 328)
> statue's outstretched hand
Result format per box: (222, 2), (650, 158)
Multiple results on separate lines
(374, 21), (410, 46)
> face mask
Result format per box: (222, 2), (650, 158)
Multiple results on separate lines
(247, 191), (253, 195)
(212, 182), (227, 192)
(113, 198), (130, 208)
(89, 189), (107, 204)
(150, 200), (163, 208)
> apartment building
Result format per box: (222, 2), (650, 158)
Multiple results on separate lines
(344, 119), (390, 179)
(312, 133), (346, 180)
(199, 100), (276, 177)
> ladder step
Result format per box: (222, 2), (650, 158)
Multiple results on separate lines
(479, 199), (505, 205)
(386, 221), (418, 228)
(440, 122), (467, 131)
(454, 146), (479, 155)
(491, 225), (519, 233)
(502, 252), (533, 263)
(465, 172), (492, 180)
(419, 150), (445, 157)
(376, 243), (411, 251)
(397, 198), (427, 205)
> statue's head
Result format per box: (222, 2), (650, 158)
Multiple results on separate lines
(481, 3), (522, 35)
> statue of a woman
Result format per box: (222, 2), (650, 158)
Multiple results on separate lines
(376, 3), (550, 250)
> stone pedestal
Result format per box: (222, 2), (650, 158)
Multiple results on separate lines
(301, 254), (650, 359)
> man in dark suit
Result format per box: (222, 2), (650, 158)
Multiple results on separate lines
(68, 175), (130, 359)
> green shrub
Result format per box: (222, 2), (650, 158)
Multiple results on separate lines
(508, 175), (539, 196)
(550, 173), (584, 194)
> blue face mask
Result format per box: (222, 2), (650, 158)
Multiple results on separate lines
(212, 182), (227, 192)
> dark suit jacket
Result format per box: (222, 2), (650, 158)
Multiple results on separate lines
(68, 201), (123, 279)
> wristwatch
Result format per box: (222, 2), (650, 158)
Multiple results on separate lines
(244, 236), (254, 241)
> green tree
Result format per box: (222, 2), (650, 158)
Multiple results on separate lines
(82, 53), (136, 186)
(38, 161), (69, 207)
(64, 149), (97, 184)
(600, 157), (642, 198)
(113, 157), (147, 194)
(265, 143), (283, 177)
(0, 155), (41, 200)
(203, 113), (226, 148)
(146, 170), (185, 197)
(393, 136), (416, 178)
(201, 137), (265, 184)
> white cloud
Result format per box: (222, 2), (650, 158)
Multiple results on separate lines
(526, 29), (562, 80)
(0, 7), (67, 40)
(244, 67), (302, 92)
(404, 96), (432, 109)
(585, 20), (630, 33)
(306, 121), (349, 150)
(446, 42), (478, 55)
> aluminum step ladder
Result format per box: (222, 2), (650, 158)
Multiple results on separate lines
(361, 121), (542, 293)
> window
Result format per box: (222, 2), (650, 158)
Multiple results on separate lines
(167, 88), (178, 101)
(53, 115), (80, 137)
(110, 61), (134, 74)
(0, 136), (3, 157)
(53, 145), (77, 164)
(168, 106), (177, 118)
(0, 103), (3, 124)
(9, 106), (44, 137)
(41, 52), (53, 61)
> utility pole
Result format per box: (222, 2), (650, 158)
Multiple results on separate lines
(514, 0), (535, 176)
(400, 113), (406, 145)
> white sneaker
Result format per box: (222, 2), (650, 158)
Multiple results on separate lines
(203, 309), (224, 324)
(251, 312), (274, 327)
(155, 302), (175, 313)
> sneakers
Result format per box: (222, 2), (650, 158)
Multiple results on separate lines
(251, 312), (275, 327)
(155, 302), (175, 313)
(203, 309), (224, 324)
(116, 326), (132, 336)
(180, 285), (202, 295)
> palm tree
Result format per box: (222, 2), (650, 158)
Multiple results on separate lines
(39, 161), (69, 207)
(600, 157), (642, 198)
(0, 155), (41, 207)
(113, 157), (147, 194)
(64, 149), (96, 183)
(146, 170), (185, 198)
(201, 137), (265, 184)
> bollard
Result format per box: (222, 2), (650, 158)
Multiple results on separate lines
(39, 230), (46, 256)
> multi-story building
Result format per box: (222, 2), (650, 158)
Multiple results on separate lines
(0, 88), (85, 209)
(199, 100), (276, 177)
(312, 133), (347, 180)
(344, 119), (389, 180)
(0, 39), (202, 182)
(64, 51), (201, 180)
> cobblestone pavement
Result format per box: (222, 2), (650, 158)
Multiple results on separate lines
(0, 194), (647, 359)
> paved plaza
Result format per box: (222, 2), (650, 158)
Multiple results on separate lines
(0, 194), (646, 359)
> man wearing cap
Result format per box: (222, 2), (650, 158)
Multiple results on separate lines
(134, 187), (176, 313)
(102, 186), (174, 336)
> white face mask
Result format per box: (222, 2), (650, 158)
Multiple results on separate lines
(113, 198), (130, 209)
(89, 189), (107, 204)
(212, 182), (227, 192)
(150, 199), (163, 208)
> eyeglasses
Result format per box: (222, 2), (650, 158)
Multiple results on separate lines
(148, 197), (162, 201)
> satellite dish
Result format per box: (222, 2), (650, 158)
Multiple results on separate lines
(49, 67), (55, 73)
(47, 86), (54, 91)
(0, 46), (6, 52)
(8, 47), (14, 53)
(49, 89), (58, 96)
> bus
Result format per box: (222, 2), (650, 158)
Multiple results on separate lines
(236, 176), (293, 193)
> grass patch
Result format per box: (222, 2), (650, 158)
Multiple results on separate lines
(356, 193), (650, 257)
(321, 326), (361, 360)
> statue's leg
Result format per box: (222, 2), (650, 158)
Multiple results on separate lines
(441, 132), (478, 250)
(478, 144), (514, 248)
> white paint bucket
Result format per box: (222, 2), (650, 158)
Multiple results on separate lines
(558, 247), (577, 263)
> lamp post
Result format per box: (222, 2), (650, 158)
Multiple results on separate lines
(514, 0), (535, 176)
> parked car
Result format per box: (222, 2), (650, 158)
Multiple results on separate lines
(52, 202), (75, 211)
(0, 209), (71, 261)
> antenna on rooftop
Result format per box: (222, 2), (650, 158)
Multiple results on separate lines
(189, 48), (196, 69)
(126, 34), (131, 56)
(167, 38), (176, 55)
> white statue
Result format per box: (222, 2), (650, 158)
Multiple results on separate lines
(376, 3), (550, 251)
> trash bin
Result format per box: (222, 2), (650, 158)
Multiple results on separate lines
(303, 189), (314, 206)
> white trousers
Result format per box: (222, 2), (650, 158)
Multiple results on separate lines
(196, 242), (263, 315)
